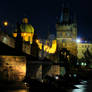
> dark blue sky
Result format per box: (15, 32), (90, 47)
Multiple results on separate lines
(0, 0), (92, 40)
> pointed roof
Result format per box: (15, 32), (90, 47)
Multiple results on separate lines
(57, 3), (74, 25)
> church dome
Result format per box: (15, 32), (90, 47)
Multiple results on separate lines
(20, 24), (34, 33)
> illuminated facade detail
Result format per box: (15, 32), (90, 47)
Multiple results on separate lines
(77, 42), (92, 59)
(13, 18), (34, 44)
(36, 39), (57, 54)
(0, 56), (26, 81)
(56, 8), (77, 56)
(44, 40), (57, 54)
(0, 31), (15, 48)
(36, 39), (42, 50)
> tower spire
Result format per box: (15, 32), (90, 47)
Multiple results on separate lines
(59, 3), (71, 24)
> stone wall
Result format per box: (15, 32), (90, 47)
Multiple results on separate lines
(0, 56), (26, 81)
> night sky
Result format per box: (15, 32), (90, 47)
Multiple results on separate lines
(0, 0), (92, 40)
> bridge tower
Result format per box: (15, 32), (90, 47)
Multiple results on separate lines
(56, 7), (77, 56)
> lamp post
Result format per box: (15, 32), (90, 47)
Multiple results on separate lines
(2, 21), (8, 34)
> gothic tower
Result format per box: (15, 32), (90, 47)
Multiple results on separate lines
(56, 7), (77, 56)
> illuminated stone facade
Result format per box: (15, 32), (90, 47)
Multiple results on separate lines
(56, 8), (77, 56)
(0, 56), (26, 81)
(36, 39), (57, 54)
(0, 31), (15, 48)
(0, 31), (30, 55)
(77, 42), (92, 59)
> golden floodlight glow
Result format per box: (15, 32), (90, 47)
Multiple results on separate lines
(36, 39), (57, 54)
(47, 40), (57, 54)
(3, 21), (8, 26)
(21, 65), (26, 74)
(13, 33), (34, 44)
(13, 33), (17, 37)
(22, 18), (28, 24)
(13, 19), (35, 44)
(36, 39), (42, 49)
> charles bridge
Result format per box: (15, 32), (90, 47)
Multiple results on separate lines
(0, 28), (57, 82)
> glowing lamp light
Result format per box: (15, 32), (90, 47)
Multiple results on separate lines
(22, 18), (28, 24)
(81, 62), (87, 66)
(73, 74), (77, 77)
(24, 82), (27, 85)
(55, 76), (59, 80)
(3, 21), (8, 26)
(76, 38), (81, 43)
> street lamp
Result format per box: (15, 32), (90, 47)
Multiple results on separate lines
(55, 75), (59, 80)
(3, 21), (8, 27)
